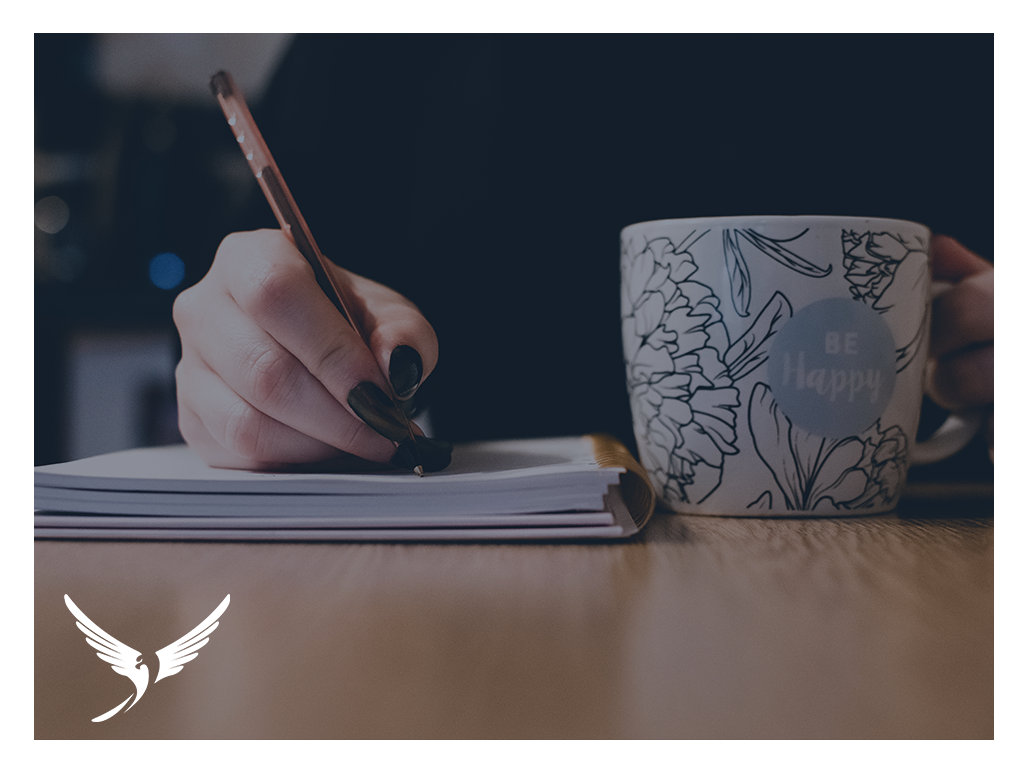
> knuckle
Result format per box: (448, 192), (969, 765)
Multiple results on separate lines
(242, 344), (301, 411)
(312, 339), (357, 381)
(176, 403), (204, 448)
(222, 399), (273, 463)
(172, 285), (199, 330)
(215, 229), (292, 277)
(173, 362), (196, 424)
(217, 230), (247, 255)
(335, 414), (371, 454)
(243, 263), (303, 319)
(236, 253), (311, 322)
(215, 230), (267, 264)
(173, 360), (187, 390)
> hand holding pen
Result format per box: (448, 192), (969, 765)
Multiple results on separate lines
(171, 72), (451, 473)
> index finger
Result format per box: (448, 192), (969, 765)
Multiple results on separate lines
(930, 269), (994, 358)
(931, 235), (992, 282)
(340, 268), (440, 401)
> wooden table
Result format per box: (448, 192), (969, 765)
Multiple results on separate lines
(34, 487), (992, 739)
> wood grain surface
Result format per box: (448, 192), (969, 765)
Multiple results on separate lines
(35, 492), (992, 739)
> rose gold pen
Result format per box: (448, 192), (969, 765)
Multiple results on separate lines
(210, 70), (425, 476)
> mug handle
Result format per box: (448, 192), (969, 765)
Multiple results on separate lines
(909, 279), (986, 466)
(909, 409), (983, 465)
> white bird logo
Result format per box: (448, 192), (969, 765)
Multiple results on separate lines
(64, 593), (230, 722)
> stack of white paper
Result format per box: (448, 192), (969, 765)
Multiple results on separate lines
(35, 436), (652, 541)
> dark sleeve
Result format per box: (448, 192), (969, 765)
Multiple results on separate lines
(239, 34), (485, 307)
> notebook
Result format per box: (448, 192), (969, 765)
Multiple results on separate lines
(34, 435), (657, 541)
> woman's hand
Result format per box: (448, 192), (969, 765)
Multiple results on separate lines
(929, 235), (994, 450)
(173, 229), (439, 470)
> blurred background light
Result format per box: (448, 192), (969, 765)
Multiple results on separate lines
(148, 252), (185, 290)
(35, 195), (71, 234)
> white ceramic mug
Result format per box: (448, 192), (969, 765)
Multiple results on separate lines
(620, 215), (980, 516)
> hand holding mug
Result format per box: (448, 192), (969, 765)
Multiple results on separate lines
(927, 234), (994, 454)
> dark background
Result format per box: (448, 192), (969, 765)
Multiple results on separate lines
(34, 33), (993, 480)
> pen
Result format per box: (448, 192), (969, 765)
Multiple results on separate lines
(209, 70), (425, 476)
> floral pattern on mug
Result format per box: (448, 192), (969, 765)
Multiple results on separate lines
(721, 227), (832, 317)
(746, 383), (908, 512)
(622, 234), (792, 505)
(842, 231), (930, 372)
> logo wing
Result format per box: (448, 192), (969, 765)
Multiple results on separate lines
(64, 594), (150, 716)
(154, 594), (230, 683)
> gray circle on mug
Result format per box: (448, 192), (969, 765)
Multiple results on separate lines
(767, 298), (897, 438)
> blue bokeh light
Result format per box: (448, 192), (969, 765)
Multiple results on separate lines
(149, 252), (186, 290)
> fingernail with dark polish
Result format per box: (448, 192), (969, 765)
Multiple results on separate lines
(398, 397), (418, 419)
(392, 436), (453, 473)
(389, 345), (423, 401)
(347, 382), (410, 443)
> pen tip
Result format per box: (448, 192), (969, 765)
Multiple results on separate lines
(414, 465), (425, 477)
